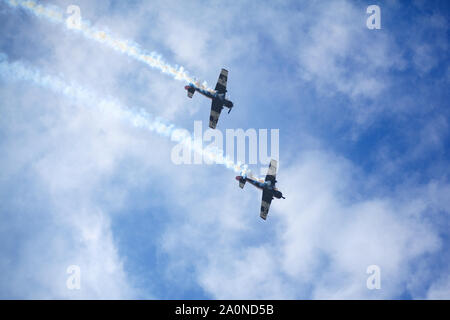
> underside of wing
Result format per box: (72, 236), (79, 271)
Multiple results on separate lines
(209, 99), (223, 129)
(214, 68), (228, 94)
(260, 190), (273, 220)
(265, 159), (277, 185)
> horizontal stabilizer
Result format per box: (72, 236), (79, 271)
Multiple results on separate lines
(185, 86), (195, 98)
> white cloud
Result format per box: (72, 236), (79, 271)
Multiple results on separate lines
(295, 1), (405, 100)
(426, 275), (450, 299)
(157, 150), (446, 299)
(0, 81), (147, 298)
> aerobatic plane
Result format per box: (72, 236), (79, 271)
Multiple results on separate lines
(184, 68), (234, 129)
(235, 159), (285, 220)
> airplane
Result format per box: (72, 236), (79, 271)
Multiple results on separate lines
(184, 68), (234, 129)
(235, 159), (285, 220)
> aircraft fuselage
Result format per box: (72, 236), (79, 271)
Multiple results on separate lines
(185, 83), (233, 110)
(236, 176), (284, 199)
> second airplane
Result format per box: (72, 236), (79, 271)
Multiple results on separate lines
(185, 68), (234, 129)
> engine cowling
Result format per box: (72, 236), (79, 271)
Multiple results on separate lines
(273, 190), (284, 199)
(224, 99), (233, 108)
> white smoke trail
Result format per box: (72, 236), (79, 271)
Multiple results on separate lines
(0, 54), (247, 175)
(3, 0), (215, 92)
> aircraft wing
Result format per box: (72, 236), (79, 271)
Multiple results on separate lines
(209, 99), (223, 129)
(264, 159), (277, 186)
(214, 69), (228, 94)
(260, 189), (273, 220)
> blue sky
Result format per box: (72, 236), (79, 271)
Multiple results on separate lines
(0, 0), (449, 299)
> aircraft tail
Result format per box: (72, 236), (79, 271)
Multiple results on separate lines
(185, 85), (195, 98)
(235, 176), (246, 189)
